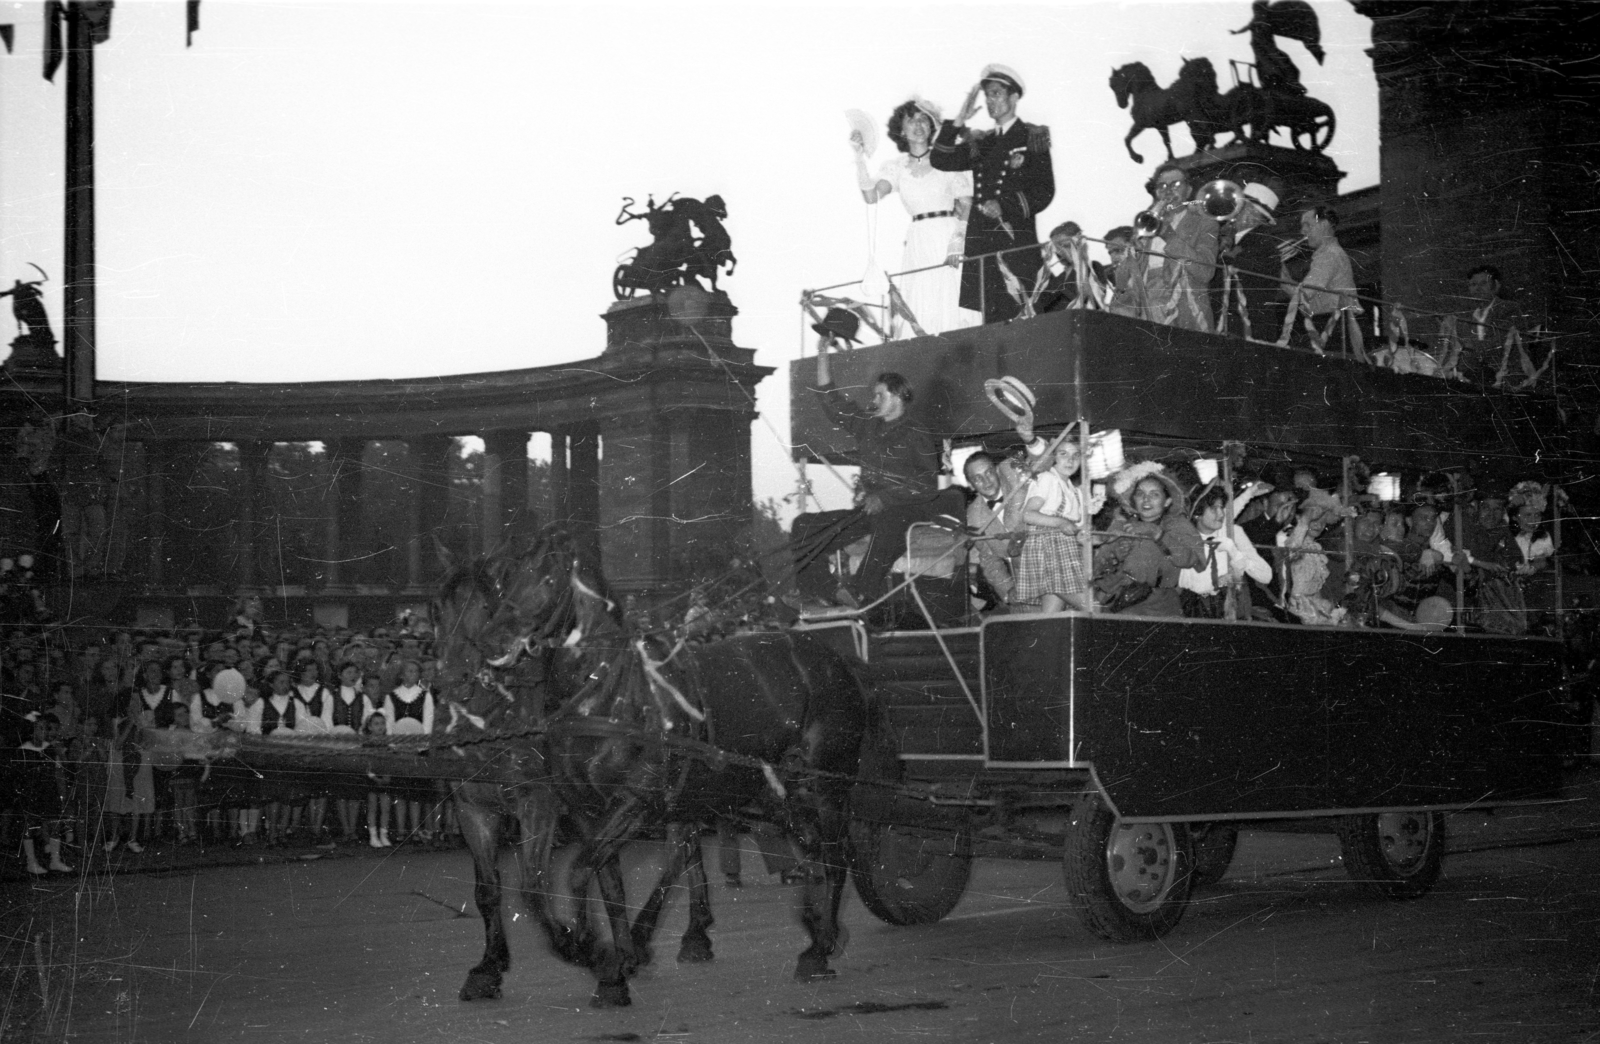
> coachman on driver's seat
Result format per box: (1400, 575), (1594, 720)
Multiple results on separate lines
(788, 308), (944, 613)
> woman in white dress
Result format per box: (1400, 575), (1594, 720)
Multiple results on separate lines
(853, 98), (976, 338)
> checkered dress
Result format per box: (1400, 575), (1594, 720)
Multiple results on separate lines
(1012, 528), (1088, 605)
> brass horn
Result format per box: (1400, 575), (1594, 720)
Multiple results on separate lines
(1196, 179), (1247, 221)
(1133, 208), (1162, 236)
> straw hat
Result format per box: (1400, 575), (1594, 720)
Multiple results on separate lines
(1111, 461), (1187, 517)
(983, 376), (1036, 422)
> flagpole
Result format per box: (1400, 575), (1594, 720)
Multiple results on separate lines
(63, 0), (98, 423)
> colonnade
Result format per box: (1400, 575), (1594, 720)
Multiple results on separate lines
(2, 287), (772, 624)
(134, 426), (603, 594)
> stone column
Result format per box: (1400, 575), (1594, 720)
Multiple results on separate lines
(406, 434), (454, 589)
(547, 430), (569, 527)
(235, 440), (271, 591)
(596, 412), (670, 593)
(482, 429), (530, 548)
(567, 427), (601, 561)
(324, 438), (365, 587)
(673, 409), (753, 571)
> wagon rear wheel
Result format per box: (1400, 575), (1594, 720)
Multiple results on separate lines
(1063, 795), (1193, 941)
(1189, 822), (1239, 889)
(1336, 811), (1444, 899)
(848, 820), (971, 926)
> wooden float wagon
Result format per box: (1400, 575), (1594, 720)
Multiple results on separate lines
(789, 308), (1588, 940)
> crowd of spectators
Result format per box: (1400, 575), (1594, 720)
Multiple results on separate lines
(1, 603), (458, 876)
(961, 438), (1570, 637)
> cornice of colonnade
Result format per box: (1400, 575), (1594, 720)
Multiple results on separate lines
(94, 339), (773, 444)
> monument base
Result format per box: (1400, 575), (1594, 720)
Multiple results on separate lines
(1175, 141), (1347, 212)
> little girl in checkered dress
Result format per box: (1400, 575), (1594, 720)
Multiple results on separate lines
(1011, 435), (1099, 613)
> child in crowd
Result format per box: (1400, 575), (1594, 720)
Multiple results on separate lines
(163, 702), (203, 845)
(384, 659), (434, 844)
(363, 712), (393, 848)
(328, 661), (367, 842)
(1010, 426), (1099, 614)
(18, 711), (74, 875)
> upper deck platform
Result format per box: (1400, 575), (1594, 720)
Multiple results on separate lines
(789, 310), (1569, 479)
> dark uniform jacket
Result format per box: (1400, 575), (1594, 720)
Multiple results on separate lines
(930, 118), (1055, 322)
(1217, 223), (1293, 343)
(817, 385), (940, 505)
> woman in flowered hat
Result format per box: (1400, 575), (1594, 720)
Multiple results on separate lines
(1093, 462), (1205, 617)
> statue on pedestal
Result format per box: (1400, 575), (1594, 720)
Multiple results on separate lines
(0, 266), (60, 370)
(613, 194), (737, 300)
(1230, 0), (1336, 151)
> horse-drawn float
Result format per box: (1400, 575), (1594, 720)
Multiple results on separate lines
(790, 307), (1589, 942)
(177, 307), (1589, 1008)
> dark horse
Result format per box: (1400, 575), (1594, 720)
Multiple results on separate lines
(1110, 59), (1250, 164)
(433, 527), (875, 1007)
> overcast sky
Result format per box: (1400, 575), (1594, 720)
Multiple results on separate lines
(0, 0), (1378, 516)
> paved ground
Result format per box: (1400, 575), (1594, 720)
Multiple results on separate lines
(4, 768), (1598, 1043)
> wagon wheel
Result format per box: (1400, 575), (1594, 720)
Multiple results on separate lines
(848, 820), (971, 926)
(1062, 794), (1193, 941)
(612, 265), (636, 301)
(1188, 822), (1239, 889)
(1336, 811), (1444, 899)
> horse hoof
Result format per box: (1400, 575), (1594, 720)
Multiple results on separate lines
(793, 957), (836, 982)
(677, 938), (715, 964)
(591, 983), (632, 1008)
(459, 973), (502, 1001)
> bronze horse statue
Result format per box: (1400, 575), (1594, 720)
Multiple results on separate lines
(1109, 59), (1252, 164)
(433, 527), (877, 1007)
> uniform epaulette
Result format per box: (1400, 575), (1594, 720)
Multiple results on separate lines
(1028, 124), (1052, 153)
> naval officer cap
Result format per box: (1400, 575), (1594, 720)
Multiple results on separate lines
(980, 64), (1026, 97)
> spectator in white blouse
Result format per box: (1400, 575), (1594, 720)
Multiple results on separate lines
(1179, 486), (1273, 618)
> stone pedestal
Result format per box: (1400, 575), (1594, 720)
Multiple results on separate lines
(2, 333), (63, 375)
(602, 287), (738, 355)
(1175, 141), (1346, 215)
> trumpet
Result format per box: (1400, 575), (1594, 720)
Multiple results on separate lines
(1276, 235), (1309, 262)
(1133, 180), (1249, 237)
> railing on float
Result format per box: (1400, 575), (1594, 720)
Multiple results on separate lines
(797, 235), (1565, 395)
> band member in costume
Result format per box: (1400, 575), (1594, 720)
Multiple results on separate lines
(1134, 163), (1218, 332)
(930, 64), (1055, 323)
(1216, 182), (1290, 342)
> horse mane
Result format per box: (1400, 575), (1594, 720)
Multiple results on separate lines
(1179, 56), (1218, 93)
(1113, 61), (1154, 87)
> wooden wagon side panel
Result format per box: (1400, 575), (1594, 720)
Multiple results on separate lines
(789, 310), (1563, 480)
(981, 615), (1567, 820)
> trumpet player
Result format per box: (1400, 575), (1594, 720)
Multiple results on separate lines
(1278, 204), (1361, 356)
(1132, 162), (1219, 332)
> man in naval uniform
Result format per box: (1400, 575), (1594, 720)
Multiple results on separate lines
(930, 64), (1055, 324)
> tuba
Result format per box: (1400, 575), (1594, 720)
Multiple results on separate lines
(1195, 179), (1247, 221)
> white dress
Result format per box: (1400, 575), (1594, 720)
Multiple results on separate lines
(876, 153), (977, 338)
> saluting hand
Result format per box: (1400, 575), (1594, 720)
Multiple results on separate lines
(957, 83), (982, 125)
